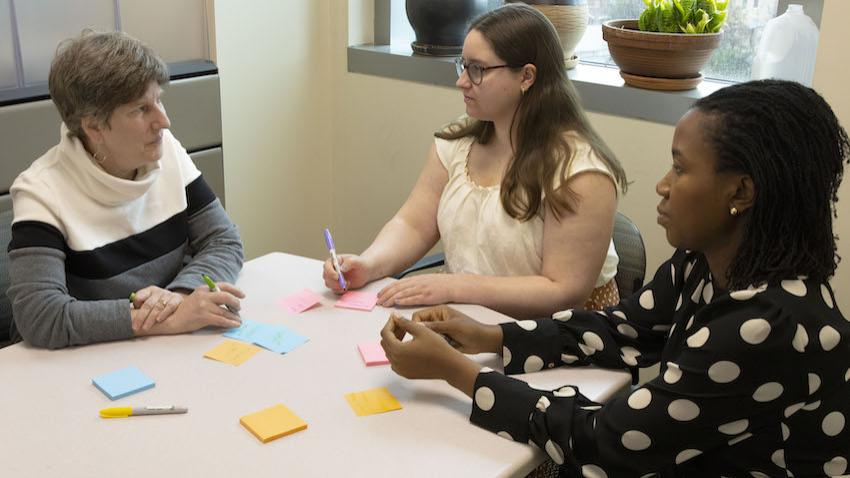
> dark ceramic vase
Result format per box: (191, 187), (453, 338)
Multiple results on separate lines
(405, 0), (489, 56)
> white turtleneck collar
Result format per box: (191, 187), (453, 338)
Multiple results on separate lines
(57, 123), (162, 207)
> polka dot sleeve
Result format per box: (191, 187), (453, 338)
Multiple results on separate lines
(498, 251), (691, 376)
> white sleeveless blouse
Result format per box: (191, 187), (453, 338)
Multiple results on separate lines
(435, 132), (618, 287)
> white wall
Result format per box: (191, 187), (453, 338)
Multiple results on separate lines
(214, 0), (333, 260)
(813, 0), (850, 307)
(216, 0), (849, 309)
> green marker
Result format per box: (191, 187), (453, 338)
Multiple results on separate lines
(202, 274), (217, 291)
(129, 292), (136, 309)
(202, 274), (241, 317)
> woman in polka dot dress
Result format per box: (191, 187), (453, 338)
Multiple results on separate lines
(381, 80), (850, 477)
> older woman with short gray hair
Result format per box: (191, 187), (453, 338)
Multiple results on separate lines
(7, 30), (244, 349)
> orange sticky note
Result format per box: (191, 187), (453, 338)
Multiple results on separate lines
(240, 404), (307, 443)
(204, 340), (261, 366)
(344, 387), (402, 416)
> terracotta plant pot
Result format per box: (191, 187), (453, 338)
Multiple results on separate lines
(507, 0), (588, 69)
(602, 19), (722, 90)
(406, 0), (489, 56)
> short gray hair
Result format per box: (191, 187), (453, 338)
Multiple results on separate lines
(48, 30), (168, 140)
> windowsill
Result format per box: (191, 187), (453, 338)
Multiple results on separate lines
(347, 43), (730, 126)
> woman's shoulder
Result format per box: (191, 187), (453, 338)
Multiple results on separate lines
(561, 130), (613, 177)
(11, 144), (66, 199)
(712, 277), (846, 335)
(161, 130), (201, 185)
(433, 130), (474, 171)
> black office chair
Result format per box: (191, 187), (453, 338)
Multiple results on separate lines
(611, 211), (646, 300)
(0, 207), (14, 348)
(393, 253), (445, 279)
(394, 212), (646, 302)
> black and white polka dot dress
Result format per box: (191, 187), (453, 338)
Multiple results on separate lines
(470, 250), (850, 477)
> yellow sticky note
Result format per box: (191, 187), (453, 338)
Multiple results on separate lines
(344, 387), (403, 417)
(240, 404), (307, 443)
(204, 340), (261, 366)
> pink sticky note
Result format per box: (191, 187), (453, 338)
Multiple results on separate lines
(357, 341), (389, 366)
(278, 289), (323, 314)
(335, 291), (379, 311)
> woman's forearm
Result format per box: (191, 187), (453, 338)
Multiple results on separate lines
(452, 274), (595, 319)
(360, 216), (440, 281)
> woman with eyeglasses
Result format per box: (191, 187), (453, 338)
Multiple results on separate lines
(322, 4), (626, 319)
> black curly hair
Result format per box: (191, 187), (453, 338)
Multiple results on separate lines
(693, 79), (849, 289)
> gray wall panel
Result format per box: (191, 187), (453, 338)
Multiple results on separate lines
(190, 147), (225, 207)
(163, 75), (222, 152)
(0, 99), (62, 191)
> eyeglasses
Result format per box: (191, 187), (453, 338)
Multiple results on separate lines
(454, 57), (516, 85)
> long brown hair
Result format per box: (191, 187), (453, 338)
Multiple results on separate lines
(436, 3), (627, 221)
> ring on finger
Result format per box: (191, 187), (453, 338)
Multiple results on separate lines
(159, 298), (168, 307)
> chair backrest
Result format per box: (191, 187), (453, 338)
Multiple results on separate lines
(612, 211), (646, 300)
(0, 196), (13, 346)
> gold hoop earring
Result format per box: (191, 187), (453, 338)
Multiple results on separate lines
(730, 207), (739, 216)
(93, 150), (107, 164)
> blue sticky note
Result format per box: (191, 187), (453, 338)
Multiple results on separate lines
(224, 320), (308, 354)
(254, 325), (308, 354)
(223, 320), (264, 342)
(92, 366), (155, 400)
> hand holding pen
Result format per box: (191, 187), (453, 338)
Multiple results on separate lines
(202, 274), (242, 319)
(321, 229), (378, 293)
(323, 229), (348, 291)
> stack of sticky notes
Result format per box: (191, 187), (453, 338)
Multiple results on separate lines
(204, 339), (262, 366)
(92, 366), (155, 400)
(240, 404), (307, 443)
(224, 319), (308, 354)
(357, 341), (389, 366)
(278, 289), (323, 314)
(335, 291), (379, 311)
(344, 387), (402, 416)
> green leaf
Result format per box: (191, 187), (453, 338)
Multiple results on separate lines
(642, 0), (653, 6)
(680, 0), (697, 20)
(684, 23), (697, 34)
(715, 0), (729, 10)
(672, 0), (686, 18)
(651, 5), (662, 32)
(694, 9), (710, 33)
(659, 4), (678, 33)
(696, 0), (716, 15)
(708, 10), (726, 32)
(638, 8), (652, 31)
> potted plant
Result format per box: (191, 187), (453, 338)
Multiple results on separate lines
(602, 0), (728, 90)
(506, 0), (589, 69)
(406, 0), (489, 56)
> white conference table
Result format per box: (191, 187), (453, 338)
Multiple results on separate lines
(0, 252), (630, 477)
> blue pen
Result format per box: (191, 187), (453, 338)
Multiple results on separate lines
(323, 228), (348, 290)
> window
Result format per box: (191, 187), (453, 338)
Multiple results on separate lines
(387, 0), (823, 85)
(0, 0), (212, 92)
(576, 0), (783, 83)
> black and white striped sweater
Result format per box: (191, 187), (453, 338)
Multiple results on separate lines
(7, 124), (243, 348)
